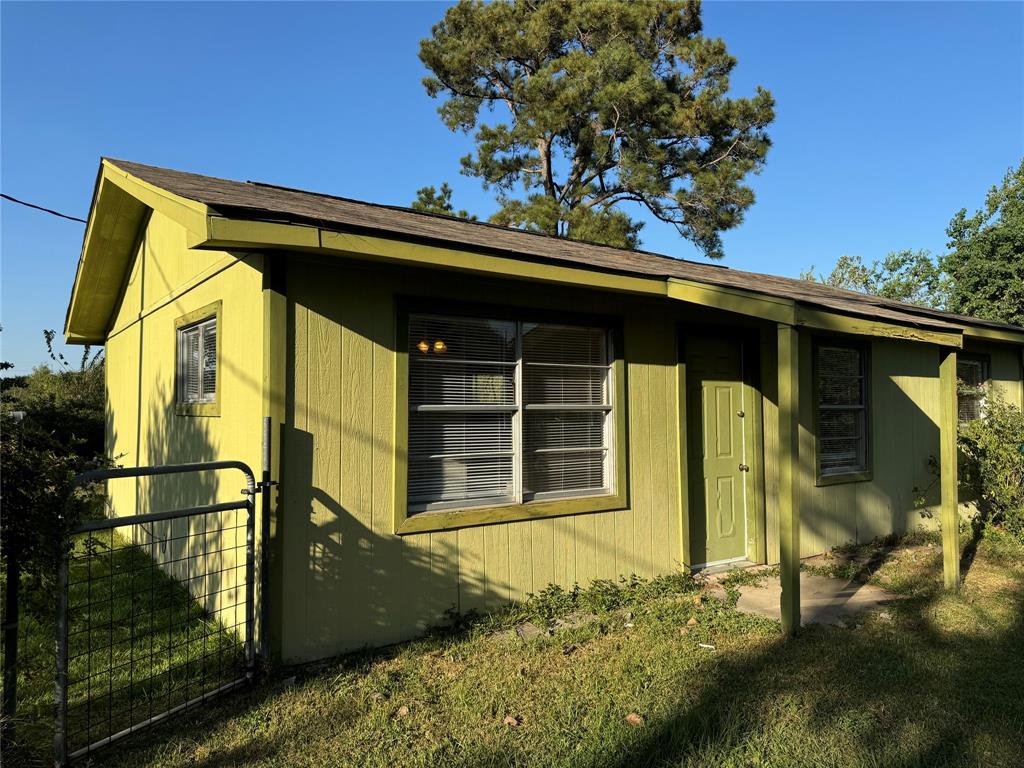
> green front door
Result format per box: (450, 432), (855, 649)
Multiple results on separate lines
(686, 336), (749, 567)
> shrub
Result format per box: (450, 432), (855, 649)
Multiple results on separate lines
(1, 348), (106, 580)
(958, 397), (1024, 541)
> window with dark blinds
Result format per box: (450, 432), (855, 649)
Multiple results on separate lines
(177, 316), (217, 404)
(407, 313), (614, 513)
(956, 357), (988, 423)
(816, 342), (868, 477)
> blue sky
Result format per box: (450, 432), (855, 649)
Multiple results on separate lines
(2, 1), (1021, 374)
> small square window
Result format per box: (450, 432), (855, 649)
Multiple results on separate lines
(175, 302), (220, 415)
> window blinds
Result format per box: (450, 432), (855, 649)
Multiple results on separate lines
(177, 317), (217, 404)
(522, 323), (610, 498)
(817, 344), (867, 475)
(408, 313), (613, 513)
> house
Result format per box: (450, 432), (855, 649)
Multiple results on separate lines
(64, 158), (1024, 663)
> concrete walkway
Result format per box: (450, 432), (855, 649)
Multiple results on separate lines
(732, 573), (906, 627)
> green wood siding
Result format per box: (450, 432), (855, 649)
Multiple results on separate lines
(279, 257), (685, 661)
(761, 334), (1020, 562)
(277, 255), (1023, 660)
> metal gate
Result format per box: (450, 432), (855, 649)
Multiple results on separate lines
(55, 460), (260, 765)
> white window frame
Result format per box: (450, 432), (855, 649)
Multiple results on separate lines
(814, 339), (871, 483)
(176, 315), (217, 406)
(406, 313), (617, 516)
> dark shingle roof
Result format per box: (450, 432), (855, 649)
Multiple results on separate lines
(106, 158), (1023, 336)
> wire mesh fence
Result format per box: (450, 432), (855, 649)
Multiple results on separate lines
(59, 507), (252, 761)
(51, 460), (258, 765)
(2, 459), (262, 766)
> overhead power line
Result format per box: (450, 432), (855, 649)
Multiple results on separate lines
(1, 193), (87, 223)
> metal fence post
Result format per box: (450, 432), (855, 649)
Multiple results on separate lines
(260, 416), (272, 662)
(243, 479), (256, 683)
(54, 549), (69, 768)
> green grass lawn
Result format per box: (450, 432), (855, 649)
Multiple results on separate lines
(87, 530), (1024, 768)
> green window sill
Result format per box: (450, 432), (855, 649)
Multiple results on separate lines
(175, 402), (221, 417)
(396, 492), (627, 535)
(815, 470), (871, 487)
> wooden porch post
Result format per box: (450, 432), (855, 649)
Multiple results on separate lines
(778, 324), (801, 634)
(939, 347), (960, 590)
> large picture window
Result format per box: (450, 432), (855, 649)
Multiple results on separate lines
(815, 340), (869, 481)
(406, 312), (617, 515)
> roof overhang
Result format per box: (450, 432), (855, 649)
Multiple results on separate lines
(64, 160), (210, 343)
(195, 219), (968, 348)
(66, 159), (1024, 350)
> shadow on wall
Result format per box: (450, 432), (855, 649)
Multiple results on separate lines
(274, 264), (699, 660)
(759, 337), (945, 560)
(105, 380), (247, 630)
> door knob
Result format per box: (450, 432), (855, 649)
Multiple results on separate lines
(736, 410), (745, 418)
(738, 464), (750, 472)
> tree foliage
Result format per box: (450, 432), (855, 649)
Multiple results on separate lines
(419, 0), (774, 255)
(1, 333), (107, 579)
(959, 398), (1024, 542)
(411, 182), (478, 220)
(944, 159), (1024, 326)
(801, 250), (949, 309)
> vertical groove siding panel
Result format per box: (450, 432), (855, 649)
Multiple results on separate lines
(507, 521), (533, 602)
(575, 512), (599, 585)
(307, 295), (341, 657)
(340, 281), (377, 647)
(619, 317), (645, 578)
(634, 317), (659, 577)
(430, 530), (461, 624)
(458, 527), (488, 613)
(552, 516), (577, 590)
(531, 518), (555, 593)
(650, 337), (673, 575)
(483, 524), (511, 609)
(283, 289), (309, 661)
(402, 530), (434, 634)
(984, 344), (1024, 408)
(369, 276), (404, 645)
(594, 511), (617, 580)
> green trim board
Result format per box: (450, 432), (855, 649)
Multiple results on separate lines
(396, 491), (628, 535)
(939, 347), (960, 590)
(173, 300), (222, 417)
(391, 296), (629, 536)
(261, 255), (287, 660)
(796, 307), (962, 348)
(674, 331), (691, 570)
(667, 278), (797, 325)
(777, 323), (802, 635)
(962, 325), (1024, 345)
